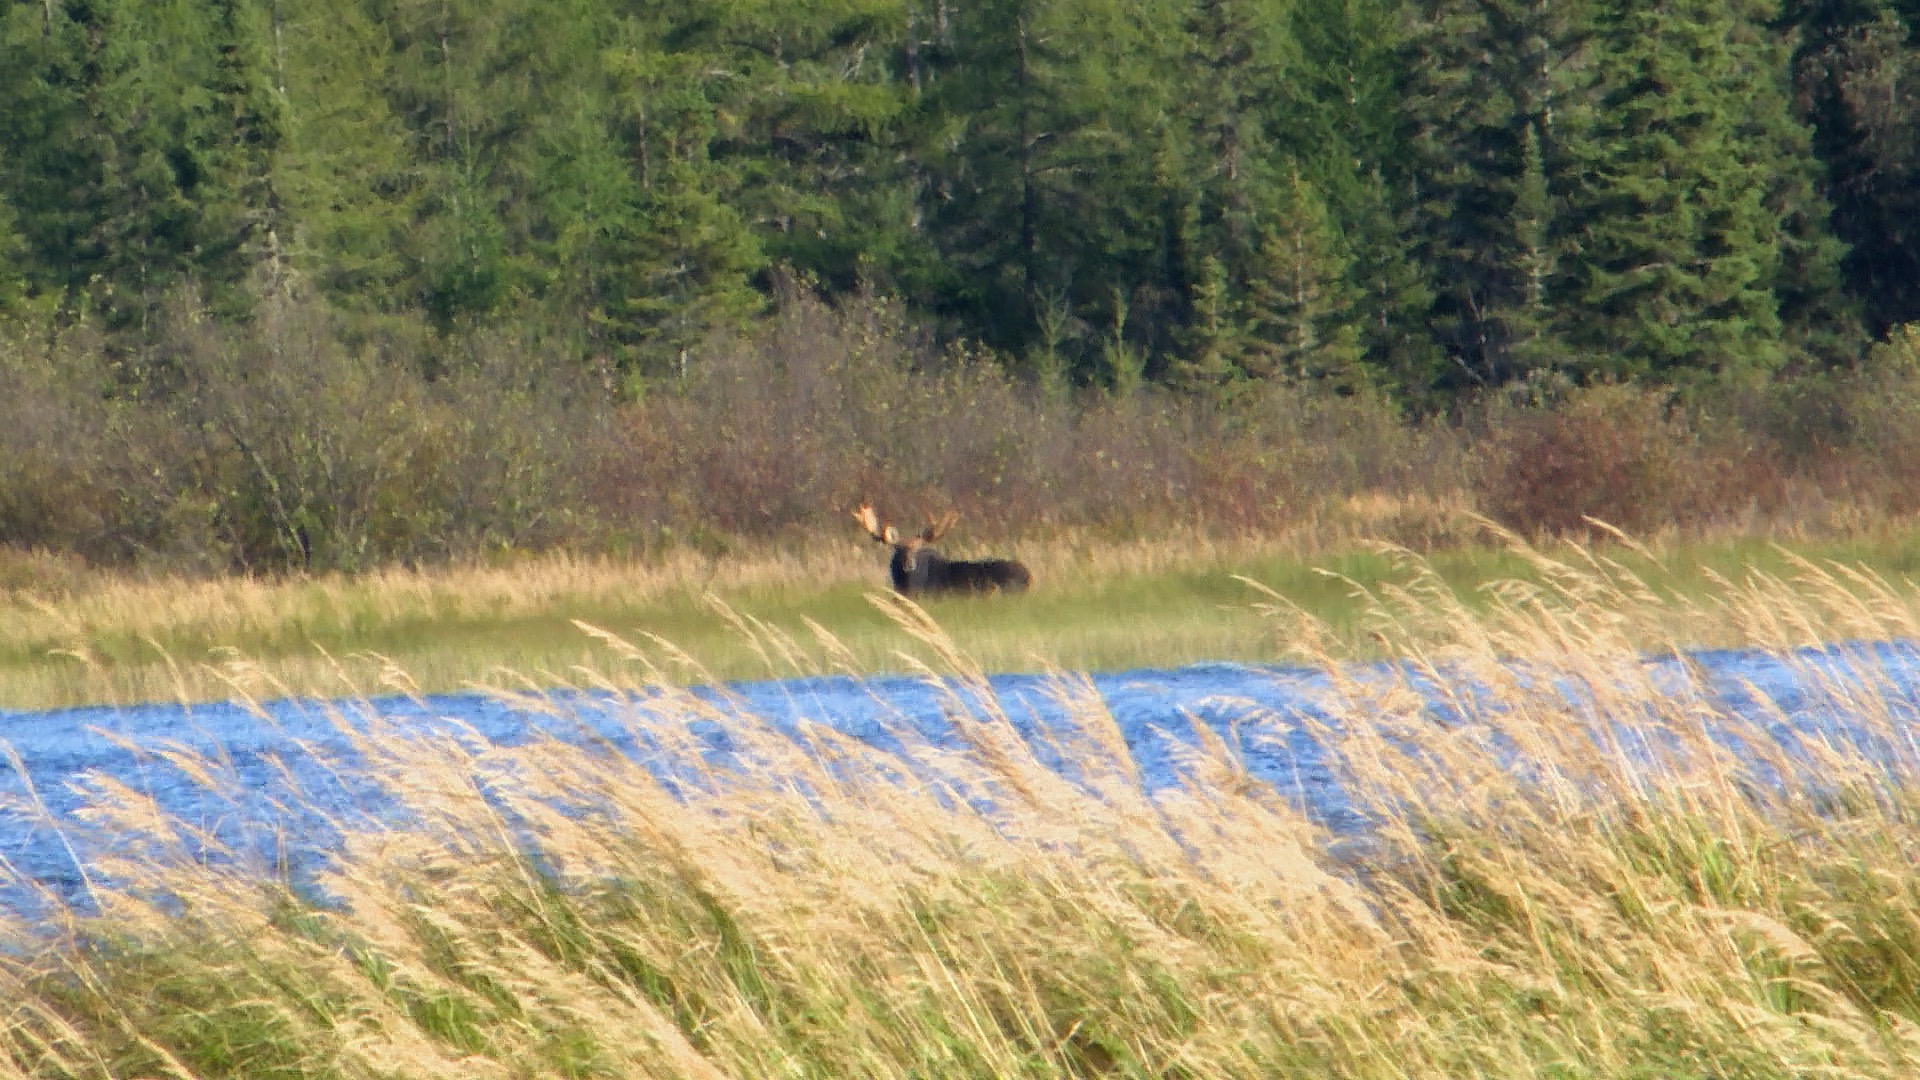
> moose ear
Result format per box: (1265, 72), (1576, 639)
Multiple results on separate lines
(883, 525), (899, 544)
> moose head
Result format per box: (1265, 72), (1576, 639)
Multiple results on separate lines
(852, 504), (1032, 595)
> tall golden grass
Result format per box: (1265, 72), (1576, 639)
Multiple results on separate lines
(8, 541), (1920, 1076)
(2, 523), (1469, 709)
(19, 511), (1920, 712)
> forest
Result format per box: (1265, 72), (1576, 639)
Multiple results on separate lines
(3, 0), (1920, 574)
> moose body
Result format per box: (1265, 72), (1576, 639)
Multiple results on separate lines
(855, 505), (1032, 595)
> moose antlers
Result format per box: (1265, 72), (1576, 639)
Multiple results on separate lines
(852, 504), (1031, 595)
(852, 504), (896, 545)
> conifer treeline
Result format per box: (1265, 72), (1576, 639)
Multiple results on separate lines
(1, 0), (1918, 397)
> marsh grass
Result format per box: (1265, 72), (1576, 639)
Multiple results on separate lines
(15, 522), (1920, 709)
(9, 542), (1920, 1075)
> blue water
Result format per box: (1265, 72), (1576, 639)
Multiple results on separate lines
(4, 640), (1920, 915)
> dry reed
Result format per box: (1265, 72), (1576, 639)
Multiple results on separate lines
(6, 542), (1920, 1076)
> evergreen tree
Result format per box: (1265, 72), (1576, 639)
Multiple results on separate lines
(201, 0), (288, 310)
(1399, 0), (1590, 385)
(0, 0), (283, 330)
(1238, 169), (1365, 384)
(0, 181), (24, 313)
(1503, 120), (1561, 372)
(1561, 0), (1840, 379)
(1285, 0), (1440, 394)
(0, 0), (1884, 398)
(915, 0), (1184, 378)
(1174, 0), (1299, 276)
(0, 6), (78, 302)
(693, 0), (914, 296)
(1789, 0), (1920, 338)
(599, 15), (765, 374)
(373, 0), (545, 326)
(271, 0), (428, 309)
(1174, 253), (1246, 393)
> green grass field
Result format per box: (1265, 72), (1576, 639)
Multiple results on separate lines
(10, 526), (1920, 709)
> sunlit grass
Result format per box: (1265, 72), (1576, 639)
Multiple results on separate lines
(13, 520), (1920, 708)
(8, 541), (1920, 1075)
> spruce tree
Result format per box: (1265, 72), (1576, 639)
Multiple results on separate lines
(0, 0), (282, 330)
(1399, 0), (1589, 386)
(1174, 253), (1247, 394)
(1239, 169), (1365, 385)
(201, 0), (288, 310)
(0, 182), (24, 313)
(598, 15), (765, 375)
(1285, 0), (1439, 395)
(0, 6), (86, 299)
(272, 0), (434, 311)
(1789, 0), (1920, 337)
(1174, 0), (1298, 278)
(1562, 0), (1841, 379)
(914, 0), (1183, 377)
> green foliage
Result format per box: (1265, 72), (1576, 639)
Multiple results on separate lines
(0, 185), (26, 314)
(1400, 0), (1591, 385)
(911, 0), (1186, 378)
(1790, 2), (1920, 338)
(1237, 170), (1365, 386)
(1559, 0), (1814, 379)
(0, 0), (1905, 395)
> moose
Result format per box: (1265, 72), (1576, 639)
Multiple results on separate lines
(852, 504), (1032, 595)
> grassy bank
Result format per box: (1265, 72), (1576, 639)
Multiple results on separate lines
(9, 522), (1920, 710)
(8, 544), (1920, 1076)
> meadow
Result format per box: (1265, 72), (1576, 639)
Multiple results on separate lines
(8, 536), (1920, 1077)
(12, 519), (1920, 711)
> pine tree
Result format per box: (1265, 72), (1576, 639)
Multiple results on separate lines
(272, 0), (428, 309)
(1789, 0), (1920, 338)
(1561, 0), (1824, 379)
(1239, 170), (1364, 385)
(1399, 0), (1590, 385)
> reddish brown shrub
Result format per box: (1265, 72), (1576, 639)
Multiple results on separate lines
(1475, 384), (1702, 538)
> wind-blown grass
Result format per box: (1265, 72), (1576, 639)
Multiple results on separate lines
(14, 523), (1920, 709)
(7, 543), (1920, 1075)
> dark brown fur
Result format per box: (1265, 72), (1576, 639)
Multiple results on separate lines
(854, 505), (1032, 595)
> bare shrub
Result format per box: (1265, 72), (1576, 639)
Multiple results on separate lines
(27, 284), (1920, 575)
(1760, 326), (1920, 520)
(1170, 383), (1460, 533)
(0, 323), (223, 569)
(160, 293), (610, 572)
(0, 352), (111, 553)
(414, 330), (614, 556)
(601, 292), (1477, 546)
(1475, 384), (1704, 538)
(611, 292), (1070, 542)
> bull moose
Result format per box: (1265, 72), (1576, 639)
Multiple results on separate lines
(852, 504), (1032, 595)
